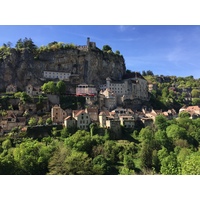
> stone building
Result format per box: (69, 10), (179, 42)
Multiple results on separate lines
(51, 105), (67, 124)
(26, 84), (42, 96)
(119, 115), (135, 128)
(99, 72), (149, 106)
(99, 89), (117, 110)
(76, 83), (97, 96)
(6, 84), (17, 93)
(43, 70), (71, 81)
(64, 116), (77, 129)
(85, 107), (98, 122)
(73, 110), (91, 130)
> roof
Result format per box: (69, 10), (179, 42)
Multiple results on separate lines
(99, 110), (110, 116)
(74, 110), (86, 117)
(65, 116), (75, 120)
(85, 107), (98, 112)
(186, 106), (200, 111)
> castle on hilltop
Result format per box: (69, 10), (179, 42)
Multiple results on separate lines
(76, 37), (96, 51)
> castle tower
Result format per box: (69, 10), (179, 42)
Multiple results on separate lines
(106, 77), (111, 89)
(87, 37), (90, 47)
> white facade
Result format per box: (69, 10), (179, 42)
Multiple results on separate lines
(99, 73), (148, 102)
(43, 71), (71, 80)
(74, 110), (91, 130)
(76, 84), (97, 96)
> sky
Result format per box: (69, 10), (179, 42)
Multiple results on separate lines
(1, 25), (200, 78)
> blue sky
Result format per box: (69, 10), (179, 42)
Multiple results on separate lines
(1, 25), (200, 78)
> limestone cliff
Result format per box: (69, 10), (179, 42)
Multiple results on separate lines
(0, 47), (126, 91)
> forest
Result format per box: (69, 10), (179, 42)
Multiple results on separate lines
(0, 112), (200, 175)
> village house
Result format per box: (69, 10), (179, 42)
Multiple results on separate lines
(106, 118), (122, 139)
(51, 105), (67, 124)
(85, 107), (99, 122)
(111, 107), (134, 117)
(142, 108), (163, 122)
(99, 110), (111, 128)
(179, 105), (200, 118)
(162, 109), (178, 119)
(73, 110), (91, 130)
(26, 84), (42, 96)
(64, 116), (77, 129)
(6, 84), (17, 93)
(141, 117), (154, 127)
(0, 111), (26, 133)
(119, 115), (135, 128)
(99, 88), (117, 110)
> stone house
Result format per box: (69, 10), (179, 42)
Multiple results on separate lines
(99, 72), (149, 106)
(51, 105), (67, 124)
(106, 119), (122, 139)
(6, 84), (17, 93)
(119, 115), (135, 128)
(85, 107), (98, 122)
(179, 105), (200, 118)
(26, 84), (42, 96)
(64, 116), (77, 129)
(0, 112), (26, 132)
(99, 111), (109, 128)
(73, 110), (91, 130)
(99, 89), (117, 110)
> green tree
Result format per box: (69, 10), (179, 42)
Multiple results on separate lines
(181, 152), (200, 175)
(191, 89), (200, 98)
(46, 118), (52, 125)
(160, 152), (179, 175)
(48, 145), (92, 175)
(178, 111), (190, 118)
(2, 139), (12, 150)
(56, 80), (66, 95)
(102, 45), (112, 52)
(89, 123), (97, 137)
(192, 98), (200, 106)
(92, 155), (109, 175)
(166, 124), (187, 140)
(15, 37), (37, 52)
(115, 50), (120, 55)
(37, 117), (43, 125)
(0, 151), (18, 175)
(28, 117), (37, 127)
(13, 138), (53, 174)
(41, 81), (57, 94)
(155, 115), (169, 131)
(64, 130), (92, 153)
(60, 127), (70, 138)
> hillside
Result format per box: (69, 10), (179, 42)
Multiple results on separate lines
(0, 38), (126, 91)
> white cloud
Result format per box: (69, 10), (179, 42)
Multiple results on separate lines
(119, 25), (127, 32)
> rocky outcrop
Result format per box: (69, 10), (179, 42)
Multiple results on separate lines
(0, 47), (126, 91)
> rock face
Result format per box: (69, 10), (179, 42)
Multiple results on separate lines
(0, 47), (126, 91)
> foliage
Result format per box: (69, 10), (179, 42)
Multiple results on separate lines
(28, 117), (37, 127)
(56, 80), (66, 95)
(102, 45), (112, 52)
(115, 50), (120, 55)
(46, 118), (53, 125)
(41, 81), (57, 94)
(15, 37), (37, 52)
(14, 92), (32, 103)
